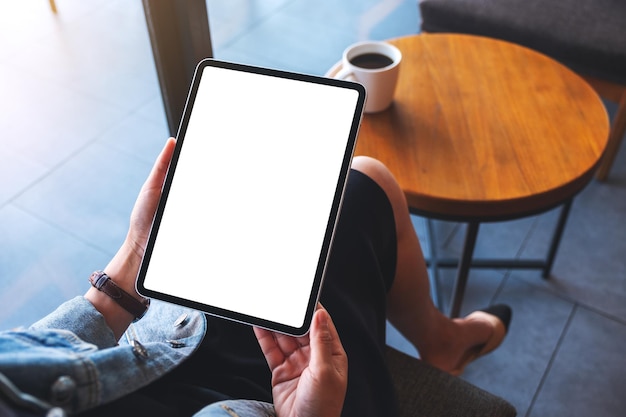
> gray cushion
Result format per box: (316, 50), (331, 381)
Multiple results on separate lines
(386, 346), (517, 417)
(419, 0), (626, 85)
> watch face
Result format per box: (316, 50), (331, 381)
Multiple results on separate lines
(137, 59), (365, 336)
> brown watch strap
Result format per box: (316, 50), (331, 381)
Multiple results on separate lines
(89, 271), (149, 320)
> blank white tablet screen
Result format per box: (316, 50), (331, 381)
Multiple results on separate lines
(140, 62), (361, 332)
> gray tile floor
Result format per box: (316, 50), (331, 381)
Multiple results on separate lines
(1, 1), (625, 416)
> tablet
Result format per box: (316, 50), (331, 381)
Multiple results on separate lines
(136, 59), (366, 336)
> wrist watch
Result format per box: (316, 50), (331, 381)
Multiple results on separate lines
(89, 271), (150, 320)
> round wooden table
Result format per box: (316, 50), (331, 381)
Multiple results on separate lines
(332, 34), (609, 316)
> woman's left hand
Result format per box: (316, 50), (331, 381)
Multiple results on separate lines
(254, 305), (348, 417)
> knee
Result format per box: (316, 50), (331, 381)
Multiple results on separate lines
(351, 156), (399, 193)
(351, 155), (408, 212)
(352, 156), (392, 182)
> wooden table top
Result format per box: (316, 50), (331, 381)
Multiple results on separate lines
(351, 34), (609, 221)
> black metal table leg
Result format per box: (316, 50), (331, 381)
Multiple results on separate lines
(542, 199), (572, 278)
(449, 221), (480, 318)
(426, 218), (444, 310)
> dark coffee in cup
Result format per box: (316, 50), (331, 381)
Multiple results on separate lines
(349, 52), (394, 70)
(335, 41), (402, 112)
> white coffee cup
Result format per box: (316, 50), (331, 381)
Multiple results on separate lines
(334, 41), (402, 113)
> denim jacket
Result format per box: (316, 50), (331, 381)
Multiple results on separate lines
(0, 297), (275, 417)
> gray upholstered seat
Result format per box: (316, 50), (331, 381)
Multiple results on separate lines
(419, 0), (626, 84)
(386, 346), (517, 417)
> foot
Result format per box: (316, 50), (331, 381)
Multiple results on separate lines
(448, 305), (511, 376)
(420, 304), (512, 376)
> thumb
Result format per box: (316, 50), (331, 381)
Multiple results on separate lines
(310, 307), (347, 374)
(307, 306), (348, 417)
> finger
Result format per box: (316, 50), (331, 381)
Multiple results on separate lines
(128, 138), (177, 241)
(254, 326), (310, 371)
(144, 137), (176, 191)
(309, 307), (347, 372)
(254, 327), (286, 370)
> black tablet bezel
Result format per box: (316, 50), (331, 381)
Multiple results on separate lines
(136, 58), (366, 336)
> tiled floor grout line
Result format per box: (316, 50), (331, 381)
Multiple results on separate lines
(209, 0), (298, 53)
(2, 115), (124, 209)
(510, 271), (626, 327)
(525, 303), (578, 417)
(515, 214), (540, 261)
(490, 268), (511, 305)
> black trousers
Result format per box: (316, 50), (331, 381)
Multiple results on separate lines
(81, 169), (399, 417)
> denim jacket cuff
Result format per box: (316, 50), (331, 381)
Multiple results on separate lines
(29, 296), (117, 349)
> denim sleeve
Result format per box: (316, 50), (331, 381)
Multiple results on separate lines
(2, 298), (206, 415)
(29, 296), (117, 349)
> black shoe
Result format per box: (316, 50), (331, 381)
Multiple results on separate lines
(449, 304), (512, 376)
